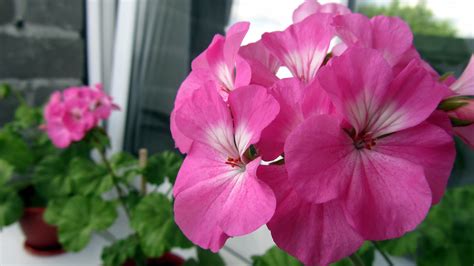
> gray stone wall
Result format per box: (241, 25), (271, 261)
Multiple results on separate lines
(0, 0), (85, 125)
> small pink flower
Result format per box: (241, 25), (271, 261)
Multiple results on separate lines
(43, 84), (118, 148)
(173, 83), (279, 251)
(171, 22), (252, 154)
(262, 13), (335, 84)
(284, 47), (454, 241)
(441, 55), (474, 148)
(293, 0), (351, 23)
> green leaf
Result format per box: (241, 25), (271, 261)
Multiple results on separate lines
(379, 231), (420, 257)
(252, 246), (302, 266)
(0, 130), (33, 172)
(196, 248), (225, 266)
(14, 104), (42, 129)
(131, 193), (192, 257)
(34, 155), (74, 198)
(44, 196), (118, 251)
(70, 158), (114, 196)
(331, 242), (374, 266)
(101, 235), (144, 266)
(0, 84), (11, 99)
(144, 151), (183, 185)
(183, 248), (225, 266)
(0, 188), (24, 227)
(0, 159), (14, 185)
(110, 152), (139, 182)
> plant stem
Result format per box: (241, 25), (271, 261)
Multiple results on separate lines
(372, 241), (394, 266)
(12, 88), (27, 105)
(97, 148), (132, 220)
(348, 253), (365, 266)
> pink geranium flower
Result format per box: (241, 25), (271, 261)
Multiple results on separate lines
(259, 165), (364, 266)
(293, 0), (351, 23)
(171, 22), (252, 154)
(43, 84), (118, 148)
(173, 83), (279, 251)
(262, 13), (335, 84)
(284, 48), (455, 241)
(443, 54), (474, 147)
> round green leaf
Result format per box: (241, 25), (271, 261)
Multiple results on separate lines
(131, 193), (192, 257)
(0, 131), (33, 172)
(0, 188), (24, 227)
(34, 155), (74, 198)
(0, 159), (14, 185)
(252, 246), (302, 266)
(70, 158), (113, 196)
(45, 196), (118, 251)
(144, 151), (182, 185)
(101, 235), (144, 266)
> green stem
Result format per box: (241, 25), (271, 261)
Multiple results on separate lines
(165, 186), (173, 197)
(349, 253), (365, 266)
(12, 88), (27, 105)
(372, 241), (394, 266)
(97, 148), (132, 220)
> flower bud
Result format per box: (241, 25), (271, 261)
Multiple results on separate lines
(439, 96), (474, 126)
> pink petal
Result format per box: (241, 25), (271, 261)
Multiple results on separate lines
(257, 78), (305, 161)
(174, 153), (275, 247)
(171, 69), (212, 153)
(228, 85), (280, 155)
(369, 16), (413, 65)
(293, 0), (350, 23)
(376, 122), (455, 204)
(175, 82), (237, 157)
(450, 54), (474, 95)
(174, 181), (230, 251)
(284, 115), (355, 204)
(259, 165), (363, 266)
(333, 14), (413, 66)
(301, 78), (335, 118)
(206, 22), (250, 92)
(218, 158), (276, 236)
(318, 47), (444, 137)
(317, 47), (393, 135)
(343, 151), (432, 240)
(173, 143), (229, 197)
(262, 13), (334, 84)
(454, 124), (474, 148)
(239, 40), (280, 87)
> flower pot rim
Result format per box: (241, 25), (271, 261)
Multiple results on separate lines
(24, 207), (46, 213)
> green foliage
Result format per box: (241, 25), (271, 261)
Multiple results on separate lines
(0, 159), (14, 185)
(331, 242), (375, 266)
(34, 155), (75, 198)
(130, 193), (192, 257)
(101, 235), (145, 266)
(44, 196), (118, 251)
(184, 248), (226, 266)
(14, 104), (43, 130)
(252, 246), (302, 266)
(144, 151), (183, 185)
(110, 152), (140, 182)
(358, 0), (457, 37)
(0, 84), (11, 99)
(0, 130), (34, 173)
(380, 185), (474, 265)
(70, 158), (114, 196)
(0, 188), (24, 227)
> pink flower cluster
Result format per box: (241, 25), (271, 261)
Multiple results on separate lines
(171, 1), (473, 265)
(44, 84), (118, 148)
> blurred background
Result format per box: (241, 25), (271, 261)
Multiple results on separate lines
(0, 0), (473, 265)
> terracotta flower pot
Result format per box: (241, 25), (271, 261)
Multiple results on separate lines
(19, 207), (65, 256)
(122, 252), (185, 266)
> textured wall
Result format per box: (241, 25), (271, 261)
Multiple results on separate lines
(0, 0), (85, 125)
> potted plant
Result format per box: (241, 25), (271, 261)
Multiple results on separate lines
(33, 84), (226, 265)
(0, 83), (78, 255)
